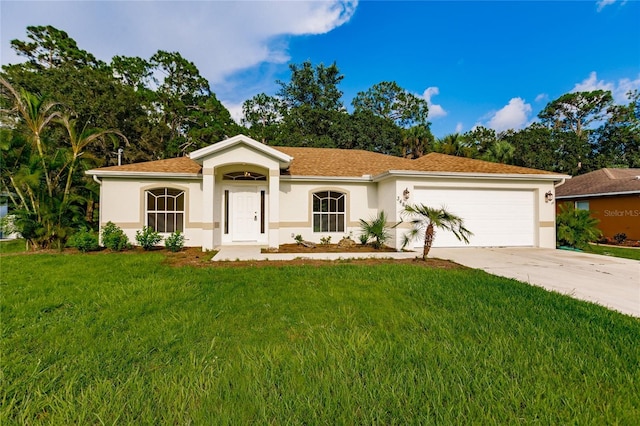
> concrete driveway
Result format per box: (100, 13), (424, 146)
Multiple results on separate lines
(429, 247), (640, 318)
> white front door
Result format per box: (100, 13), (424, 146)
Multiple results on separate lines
(231, 188), (260, 241)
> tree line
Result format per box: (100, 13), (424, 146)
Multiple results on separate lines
(1, 25), (638, 248)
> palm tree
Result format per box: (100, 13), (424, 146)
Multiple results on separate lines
(359, 210), (391, 249)
(58, 115), (128, 204)
(1, 76), (60, 197)
(399, 203), (473, 260)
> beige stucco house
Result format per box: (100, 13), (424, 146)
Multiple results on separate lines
(86, 134), (568, 251)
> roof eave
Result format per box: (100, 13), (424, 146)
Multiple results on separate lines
(280, 175), (372, 183)
(373, 170), (569, 182)
(556, 190), (640, 199)
(85, 170), (202, 179)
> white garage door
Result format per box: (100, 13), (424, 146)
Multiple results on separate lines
(412, 188), (535, 247)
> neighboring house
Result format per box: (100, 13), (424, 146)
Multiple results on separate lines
(556, 168), (640, 241)
(86, 134), (567, 251)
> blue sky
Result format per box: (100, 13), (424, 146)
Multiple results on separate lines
(2, 0), (639, 138)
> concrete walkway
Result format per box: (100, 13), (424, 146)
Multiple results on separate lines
(212, 245), (418, 261)
(430, 247), (640, 318)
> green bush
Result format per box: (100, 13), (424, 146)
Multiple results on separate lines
(556, 204), (602, 249)
(164, 231), (185, 252)
(67, 229), (100, 253)
(613, 233), (627, 244)
(136, 226), (162, 250)
(101, 221), (130, 251)
(359, 211), (391, 249)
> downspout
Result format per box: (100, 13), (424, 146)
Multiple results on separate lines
(92, 174), (102, 186)
(554, 178), (566, 188)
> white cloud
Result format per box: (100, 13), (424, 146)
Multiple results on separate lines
(572, 71), (640, 103)
(535, 93), (548, 103)
(1, 0), (358, 103)
(455, 122), (464, 133)
(421, 87), (447, 119)
(487, 98), (532, 132)
(596, 0), (619, 12)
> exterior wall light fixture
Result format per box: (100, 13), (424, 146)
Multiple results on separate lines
(545, 191), (554, 203)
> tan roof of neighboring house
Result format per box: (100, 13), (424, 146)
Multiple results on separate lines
(88, 147), (558, 177)
(556, 168), (640, 197)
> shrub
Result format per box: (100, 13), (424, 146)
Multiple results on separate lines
(135, 226), (162, 250)
(101, 221), (130, 251)
(68, 229), (100, 253)
(164, 231), (185, 252)
(320, 236), (331, 245)
(556, 204), (602, 250)
(613, 233), (627, 245)
(359, 211), (391, 249)
(293, 234), (304, 245)
(358, 233), (369, 245)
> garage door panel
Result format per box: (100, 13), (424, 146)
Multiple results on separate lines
(412, 188), (534, 248)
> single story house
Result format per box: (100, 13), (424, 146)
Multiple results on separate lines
(86, 134), (568, 251)
(556, 168), (640, 240)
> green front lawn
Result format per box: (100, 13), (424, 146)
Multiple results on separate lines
(587, 243), (640, 261)
(1, 252), (639, 424)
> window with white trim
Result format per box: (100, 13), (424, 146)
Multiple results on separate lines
(146, 188), (185, 233)
(312, 191), (345, 232)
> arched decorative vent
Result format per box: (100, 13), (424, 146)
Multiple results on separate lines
(223, 171), (266, 181)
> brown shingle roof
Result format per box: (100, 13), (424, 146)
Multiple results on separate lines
(556, 168), (640, 197)
(409, 153), (557, 175)
(90, 157), (202, 174)
(273, 147), (408, 177)
(89, 146), (557, 177)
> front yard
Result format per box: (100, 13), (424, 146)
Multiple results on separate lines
(1, 249), (639, 423)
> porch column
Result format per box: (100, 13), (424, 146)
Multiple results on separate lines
(268, 168), (280, 248)
(201, 167), (215, 251)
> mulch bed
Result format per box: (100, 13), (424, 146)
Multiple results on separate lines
(3, 245), (464, 269)
(162, 246), (464, 269)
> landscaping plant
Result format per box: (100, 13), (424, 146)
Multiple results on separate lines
(359, 210), (391, 249)
(101, 221), (130, 251)
(164, 230), (185, 252)
(67, 228), (100, 252)
(135, 226), (162, 250)
(556, 203), (602, 249)
(399, 203), (472, 259)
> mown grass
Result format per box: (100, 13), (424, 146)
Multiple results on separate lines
(0, 239), (26, 254)
(587, 243), (640, 261)
(1, 251), (639, 424)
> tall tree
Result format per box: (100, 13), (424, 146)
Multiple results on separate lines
(590, 90), (640, 168)
(277, 61), (344, 111)
(10, 25), (104, 70)
(401, 125), (434, 158)
(352, 81), (429, 128)
(538, 90), (613, 139)
(274, 61), (346, 147)
(242, 93), (284, 144)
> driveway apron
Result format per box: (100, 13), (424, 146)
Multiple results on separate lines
(429, 247), (640, 318)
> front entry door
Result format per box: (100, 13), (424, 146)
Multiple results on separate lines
(231, 188), (259, 241)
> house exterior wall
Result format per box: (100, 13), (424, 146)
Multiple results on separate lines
(278, 179), (378, 245)
(200, 146), (284, 250)
(557, 194), (640, 240)
(99, 177), (203, 246)
(380, 176), (558, 249)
